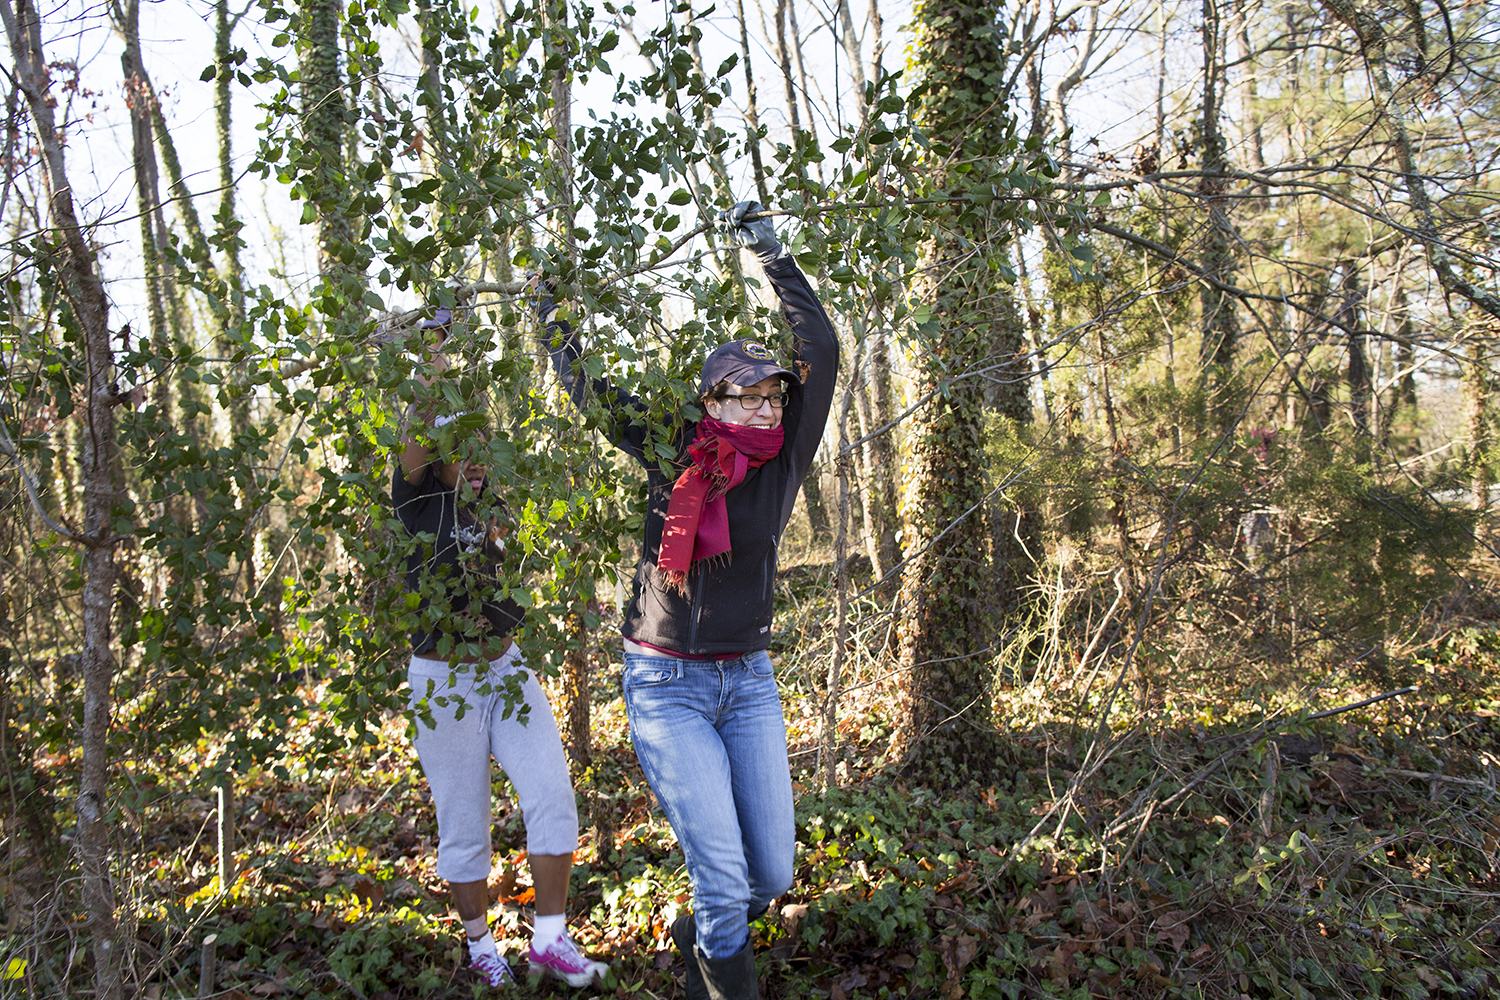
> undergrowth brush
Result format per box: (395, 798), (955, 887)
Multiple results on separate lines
(4, 551), (1499, 999)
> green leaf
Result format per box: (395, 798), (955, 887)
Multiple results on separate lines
(667, 188), (692, 206)
(200, 64), (218, 82)
(486, 176), (527, 199)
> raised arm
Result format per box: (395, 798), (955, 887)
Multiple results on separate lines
(716, 202), (841, 487)
(399, 310), (455, 484)
(531, 282), (653, 464)
(765, 254), (839, 484)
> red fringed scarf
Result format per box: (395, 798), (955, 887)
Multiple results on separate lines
(659, 418), (784, 593)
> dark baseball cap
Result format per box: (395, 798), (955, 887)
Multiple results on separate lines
(698, 338), (799, 395)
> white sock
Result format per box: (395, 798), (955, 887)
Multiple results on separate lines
(532, 912), (566, 951)
(465, 918), (496, 961)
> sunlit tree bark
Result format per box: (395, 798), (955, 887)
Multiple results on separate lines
(0, 3), (124, 997)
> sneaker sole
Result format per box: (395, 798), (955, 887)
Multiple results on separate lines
(528, 964), (605, 989)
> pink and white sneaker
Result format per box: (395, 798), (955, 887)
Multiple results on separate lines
(527, 934), (608, 988)
(471, 951), (516, 988)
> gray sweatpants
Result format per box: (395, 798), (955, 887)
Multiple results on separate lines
(407, 646), (579, 883)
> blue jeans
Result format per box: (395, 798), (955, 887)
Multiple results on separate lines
(622, 649), (795, 959)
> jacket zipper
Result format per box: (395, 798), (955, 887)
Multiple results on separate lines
(688, 569), (706, 653)
(765, 533), (779, 606)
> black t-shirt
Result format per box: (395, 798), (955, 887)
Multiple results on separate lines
(390, 464), (525, 653)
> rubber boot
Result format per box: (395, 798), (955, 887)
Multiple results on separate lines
(697, 940), (760, 1000)
(671, 913), (708, 1000)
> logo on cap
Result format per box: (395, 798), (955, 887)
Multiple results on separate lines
(743, 341), (775, 360)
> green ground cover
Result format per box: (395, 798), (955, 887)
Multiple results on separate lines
(5, 562), (1499, 1000)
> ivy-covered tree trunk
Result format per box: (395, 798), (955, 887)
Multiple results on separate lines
(215, 0), (246, 331)
(897, 0), (1026, 778)
(1345, 265), (1370, 465)
(1466, 337), (1490, 510)
(2, 2), (124, 997)
(299, 0), (352, 280)
(1197, 0), (1239, 434)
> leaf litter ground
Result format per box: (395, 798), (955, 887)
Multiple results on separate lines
(9, 559), (1500, 1000)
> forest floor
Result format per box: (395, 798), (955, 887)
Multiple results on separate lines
(9, 555), (1500, 1000)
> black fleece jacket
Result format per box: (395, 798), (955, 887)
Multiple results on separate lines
(543, 255), (840, 656)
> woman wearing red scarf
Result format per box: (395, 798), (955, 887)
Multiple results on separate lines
(536, 201), (838, 1000)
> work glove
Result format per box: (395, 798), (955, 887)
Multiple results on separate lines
(717, 200), (784, 263)
(526, 271), (560, 323)
(417, 307), (454, 348)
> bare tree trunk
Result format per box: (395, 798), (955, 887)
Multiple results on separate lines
(833, 0), (869, 127)
(731, 0), (770, 204)
(1096, 325), (1135, 589)
(770, 0), (800, 131)
(1233, 0), (1265, 192)
(1386, 281), (1419, 456)
(1, 3), (123, 998)
(1049, 1), (1099, 181)
(1345, 265), (1370, 464)
(1319, 0), (1500, 321)
(784, 0), (822, 181)
(819, 338), (864, 790)
(854, 326), (901, 591)
(562, 608), (591, 770)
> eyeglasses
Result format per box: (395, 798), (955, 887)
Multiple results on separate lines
(719, 392), (790, 411)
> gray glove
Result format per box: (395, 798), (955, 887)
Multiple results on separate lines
(717, 200), (784, 263)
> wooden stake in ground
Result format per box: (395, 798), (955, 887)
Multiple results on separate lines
(218, 783), (236, 891)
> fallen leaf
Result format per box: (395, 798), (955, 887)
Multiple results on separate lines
(953, 934), (977, 972)
(838, 970), (868, 992)
(350, 876), (385, 908)
(1074, 899), (1121, 936)
(1154, 910), (1191, 952)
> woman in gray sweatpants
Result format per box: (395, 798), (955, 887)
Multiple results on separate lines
(394, 308), (606, 990)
